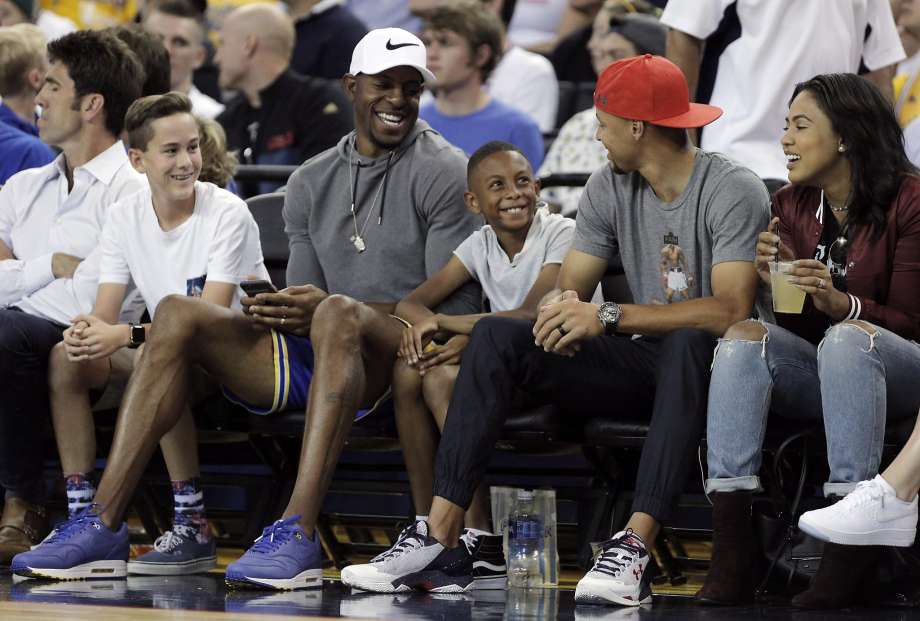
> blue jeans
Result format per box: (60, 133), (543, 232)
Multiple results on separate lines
(706, 320), (920, 497)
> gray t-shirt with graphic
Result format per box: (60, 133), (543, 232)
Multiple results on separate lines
(573, 150), (769, 305)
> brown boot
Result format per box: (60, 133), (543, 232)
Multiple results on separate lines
(791, 542), (880, 609)
(695, 491), (755, 605)
(0, 497), (49, 565)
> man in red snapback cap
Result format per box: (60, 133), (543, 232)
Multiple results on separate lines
(343, 54), (769, 607)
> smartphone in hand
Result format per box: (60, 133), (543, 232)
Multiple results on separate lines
(239, 279), (277, 298)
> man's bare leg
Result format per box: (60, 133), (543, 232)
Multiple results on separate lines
(281, 295), (403, 533)
(159, 407), (200, 482)
(392, 359), (440, 517)
(93, 295), (276, 528)
(422, 364), (491, 532)
(428, 496), (465, 548)
(623, 512), (660, 544)
(882, 413), (920, 501)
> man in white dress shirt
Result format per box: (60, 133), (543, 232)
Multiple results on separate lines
(0, 29), (146, 563)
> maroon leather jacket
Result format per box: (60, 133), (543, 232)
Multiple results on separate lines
(771, 177), (920, 344)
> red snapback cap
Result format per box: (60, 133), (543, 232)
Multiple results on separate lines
(594, 54), (723, 128)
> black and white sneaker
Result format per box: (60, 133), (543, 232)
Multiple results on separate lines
(461, 529), (507, 590)
(341, 520), (474, 594)
(575, 530), (652, 606)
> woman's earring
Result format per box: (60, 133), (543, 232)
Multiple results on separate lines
(838, 144), (846, 152)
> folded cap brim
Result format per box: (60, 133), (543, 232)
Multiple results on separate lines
(652, 102), (723, 128)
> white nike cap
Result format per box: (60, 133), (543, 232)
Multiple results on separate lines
(349, 27), (436, 84)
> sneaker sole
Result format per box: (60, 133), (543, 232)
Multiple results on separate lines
(575, 579), (651, 607)
(471, 575), (507, 590)
(798, 517), (916, 547)
(225, 568), (323, 591)
(14, 560), (127, 581)
(398, 569), (474, 593)
(128, 555), (217, 575)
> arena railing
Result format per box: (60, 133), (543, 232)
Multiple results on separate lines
(233, 165), (590, 190)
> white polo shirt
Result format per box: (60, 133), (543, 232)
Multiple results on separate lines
(1, 141), (147, 324)
(188, 86), (225, 120)
(99, 181), (269, 318)
(661, 0), (905, 181)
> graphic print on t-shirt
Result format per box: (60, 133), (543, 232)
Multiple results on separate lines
(658, 233), (695, 303)
(186, 275), (206, 297)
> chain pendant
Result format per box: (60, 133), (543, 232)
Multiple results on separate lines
(351, 235), (366, 253)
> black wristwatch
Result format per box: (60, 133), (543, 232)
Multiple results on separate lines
(128, 324), (146, 349)
(597, 302), (622, 335)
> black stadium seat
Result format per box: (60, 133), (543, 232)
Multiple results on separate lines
(246, 192), (288, 289)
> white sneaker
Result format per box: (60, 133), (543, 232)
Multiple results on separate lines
(798, 475), (918, 547)
(340, 520), (473, 593)
(574, 530), (651, 607)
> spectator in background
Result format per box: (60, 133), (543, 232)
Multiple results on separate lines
(348, 0), (419, 33)
(107, 25), (171, 97)
(540, 11), (664, 215)
(663, 0), (904, 188)
(0, 117), (54, 185)
(143, 0), (225, 119)
(0, 24), (46, 135)
(214, 2), (353, 195)
(420, 2), (543, 168)
(284, 0), (367, 80)
(0, 0), (76, 42)
(411, 0), (558, 132)
(550, 0), (658, 83)
(0, 29), (145, 566)
(484, 0), (559, 133)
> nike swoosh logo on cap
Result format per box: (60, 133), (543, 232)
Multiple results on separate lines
(386, 39), (419, 50)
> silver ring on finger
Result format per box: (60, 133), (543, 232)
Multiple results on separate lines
(818, 279), (826, 289)
(557, 326), (568, 337)
(281, 317), (286, 327)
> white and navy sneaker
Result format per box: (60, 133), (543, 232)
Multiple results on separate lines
(460, 529), (506, 590)
(341, 520), (473, 593)
(575, 530), (652, 606)
(799, 475), (918, 547)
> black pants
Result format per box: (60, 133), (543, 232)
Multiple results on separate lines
(433, 317), (716, 523)
(0, 308), (64, 503)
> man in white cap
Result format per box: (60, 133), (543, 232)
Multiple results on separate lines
(13, 27), (482, 591)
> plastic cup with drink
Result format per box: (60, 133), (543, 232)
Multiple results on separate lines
(770, 260), (806, 314)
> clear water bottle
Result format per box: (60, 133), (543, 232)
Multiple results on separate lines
(507, 489), (544, 588)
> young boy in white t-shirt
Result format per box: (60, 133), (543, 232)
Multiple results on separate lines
(391, 140), (586, 588)
(46, 92), (268, 577)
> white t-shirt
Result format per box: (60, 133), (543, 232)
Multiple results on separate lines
(454, 209), (590, 311)
(99, 181), (269, 318)
(487, 46), (559, 133)
(661, 0), (905, 181)
(188, 86), (225, 120)
(506, 0), (568, 49)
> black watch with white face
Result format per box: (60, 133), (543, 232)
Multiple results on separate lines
(128, 324), (146, 349)
(597, 302), (622, 335)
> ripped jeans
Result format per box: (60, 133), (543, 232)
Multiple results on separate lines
(706, 320), (920, 497)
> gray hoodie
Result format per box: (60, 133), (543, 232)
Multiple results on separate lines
(283, 120), (482, 314)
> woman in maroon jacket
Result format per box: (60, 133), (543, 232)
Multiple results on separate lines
(696, 73), (920, 609)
